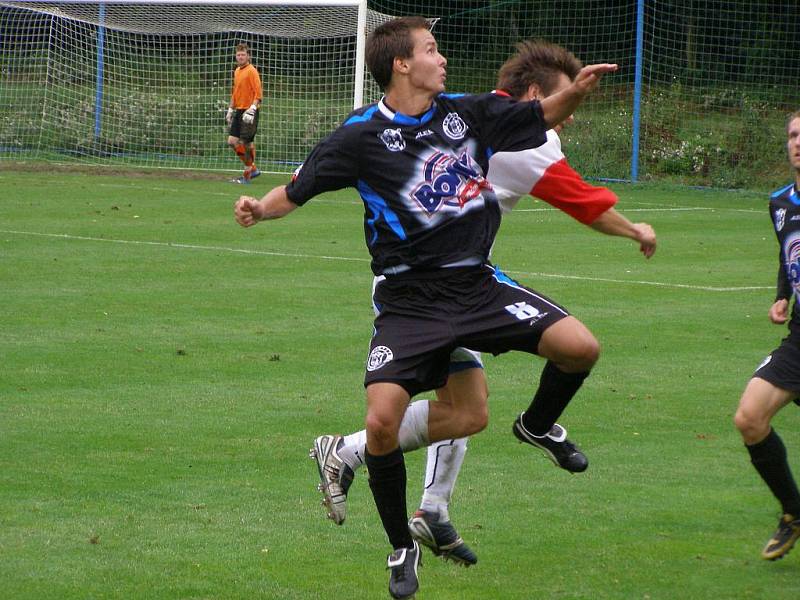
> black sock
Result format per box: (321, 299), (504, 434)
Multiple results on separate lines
(521, 361), (589, 436)
(747, 428), (800, 516)
(366, 446), (413, 550)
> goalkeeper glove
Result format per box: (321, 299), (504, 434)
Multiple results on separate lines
(225, 107), (234, 125)
(242, 104), (258, 124)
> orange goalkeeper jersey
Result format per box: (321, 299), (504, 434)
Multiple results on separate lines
(231, 63), (262, 109)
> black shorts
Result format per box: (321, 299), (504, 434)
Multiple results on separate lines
(364, 264), (569, 396)
(753, 331), (800, 394)
(229, 109), (259, 143)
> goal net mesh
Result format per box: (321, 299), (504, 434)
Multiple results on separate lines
(0, 1), (390, 172)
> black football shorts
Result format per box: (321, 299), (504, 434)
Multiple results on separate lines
(753, 330), (800, 394)
(229, 109), (259, 143)
(364, 264), (569, 396)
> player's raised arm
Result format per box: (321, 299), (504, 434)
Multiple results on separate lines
(539, 63), (618, 129)
(234, 184), (298, 227)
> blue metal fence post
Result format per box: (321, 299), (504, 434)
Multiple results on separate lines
(631, 0), (644, 182)
(94, 3), (106, 141)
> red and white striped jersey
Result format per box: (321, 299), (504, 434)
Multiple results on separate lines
(488, 129), (617, 224)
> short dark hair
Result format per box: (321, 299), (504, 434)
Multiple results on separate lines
(366, 16), (431, 91)
(496, 40), (582, 99)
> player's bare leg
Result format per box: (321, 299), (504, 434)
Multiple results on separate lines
(735, 378), (800, 559)
(312, 369), (482, 566)
(410, 370), (483, 566)
(364, 382), (422, 599)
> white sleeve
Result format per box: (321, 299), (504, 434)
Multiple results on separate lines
(488, 129), (563, 213)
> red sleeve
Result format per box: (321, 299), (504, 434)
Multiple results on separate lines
(530, 158), (617, 224)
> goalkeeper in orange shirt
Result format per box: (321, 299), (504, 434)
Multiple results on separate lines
(226, 43), (262, 184)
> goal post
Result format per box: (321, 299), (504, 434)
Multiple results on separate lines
(0, 0), (388, 173)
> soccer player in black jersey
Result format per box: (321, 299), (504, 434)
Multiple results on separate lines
(734, 110), (800, 561)
(235, 17), (616, 599)
(310, 40), (657, 569)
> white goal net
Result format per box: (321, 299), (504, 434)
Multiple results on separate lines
(0, 0), (391, 172)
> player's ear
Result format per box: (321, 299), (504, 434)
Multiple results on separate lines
(393, 56), (409, 75)
(526, 83), (542, 101)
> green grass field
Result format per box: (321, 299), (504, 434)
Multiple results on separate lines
(2, 164), (800, 599)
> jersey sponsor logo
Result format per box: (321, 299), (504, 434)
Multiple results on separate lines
(775, 207), (786, 231)
(411, 150), (491, 214)
(366, 345), (394, 371)
(442, 112), (468, 140)
(379, 128), (406, 152)
(415, 129), (435, 139)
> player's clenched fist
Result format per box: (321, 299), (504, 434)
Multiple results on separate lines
(632, 223), (657, 259)
(235, 196), (263, 227)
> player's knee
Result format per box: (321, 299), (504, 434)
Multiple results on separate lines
(452, 403), (488, 437)
(365, 412), (399, 446)
(540, 318), (600, 371)
(734, 405), (769, 443)
(467, 404), (489, 435)
(563, 335), (600, 372)
(578, 335), (601, 368)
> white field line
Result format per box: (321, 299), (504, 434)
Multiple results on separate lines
(1, 229), (771, 292)
(0, 230), (370, 263)
(502, 269), (770, 292)
(90, 183), (765, 212)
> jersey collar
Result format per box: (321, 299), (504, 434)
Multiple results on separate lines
(378, 97), (436, 126)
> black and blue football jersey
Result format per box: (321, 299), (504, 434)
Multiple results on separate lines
(285, 92), (547, 275)
(770, 182), (800, 332)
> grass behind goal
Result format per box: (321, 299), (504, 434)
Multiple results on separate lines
(2, 166), (800, 599)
